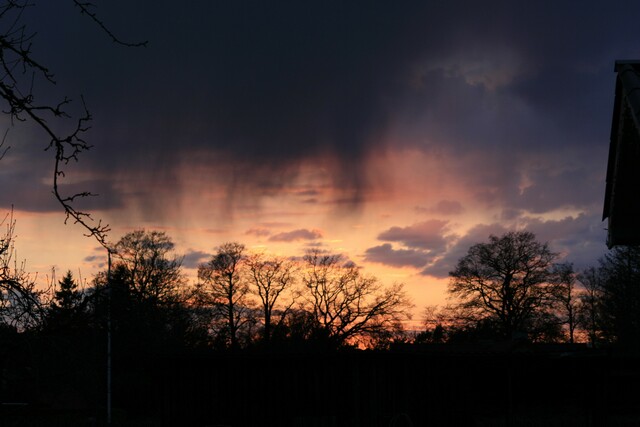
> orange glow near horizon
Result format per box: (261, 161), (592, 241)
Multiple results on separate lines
(7, 140), (603, 332)
(9, 147), (492, 326)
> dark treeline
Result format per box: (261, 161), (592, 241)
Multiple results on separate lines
(420, 232), (640, 351)
(2, 227), (640, 425)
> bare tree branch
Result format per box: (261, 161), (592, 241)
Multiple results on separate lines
(72, 0), (148, 47)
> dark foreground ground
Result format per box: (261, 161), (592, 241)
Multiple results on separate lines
(2, 343), (640, 426)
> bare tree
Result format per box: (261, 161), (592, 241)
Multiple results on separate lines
(301, 249), (412, 348)
(415, 305), (447, 344)
(197, 242), (254, 349)
(550, 262), (582, 343)
(448, 231), (559, 340)
(0, 210), (43, 330)
(591, 246), (640, 349)
(577, 266), (607, 346)
(245, 252), (297, 343)
(113, 229), (186, 305)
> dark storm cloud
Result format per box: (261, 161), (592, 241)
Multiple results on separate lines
(0, 148), (123, 213)
(516, 166), (604, 213)
(525, 213), (607, 270)
(269, 228), (322, 242)
(0, 175), (59, 212)
(6, 1), (640, 217)
(49, 1), (432, 200)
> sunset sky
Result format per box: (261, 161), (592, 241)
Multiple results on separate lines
(1, 1), (638, 314)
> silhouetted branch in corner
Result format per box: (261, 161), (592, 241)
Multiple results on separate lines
(0, 0), (146, 247)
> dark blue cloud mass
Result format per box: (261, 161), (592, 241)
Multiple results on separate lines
(2, 0), (636, 214)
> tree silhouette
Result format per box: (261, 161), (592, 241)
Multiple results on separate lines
(549, 262), (581, 343)
(113, 229), (186, 306)
(196, 242), (255, 349)
(577, 266), (607, 346)
(448, 231), (559, 341)
(86, 230), (195, 359)
(301, 249), (412, 348)
(52, 271), (83, 310)
(246, 252), (298, 343)
(594, 246), (640, 350)
(46, 270), (86, 333)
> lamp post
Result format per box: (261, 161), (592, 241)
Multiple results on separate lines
(106, 247), (114, 425)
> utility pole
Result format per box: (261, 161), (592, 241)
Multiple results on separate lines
(107, 248), (113, 425)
